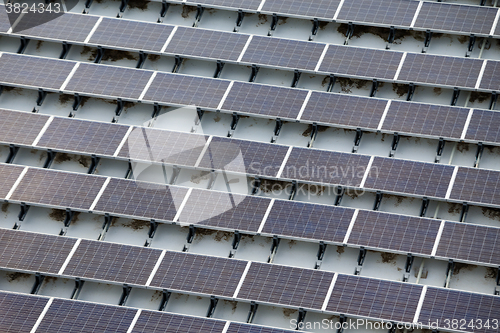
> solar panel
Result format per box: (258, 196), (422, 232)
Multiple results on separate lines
(165, 27), (249, 62)
(197, 137), (289, 177)
(63, 239), (161, 285)
(397, 53), (483, 89)
(142, 73), (230, 109)
(436, 222), (500, 266)
(131, 310), (226, 333)
(117, 127), (208, 167)
(347, 210), (441, 255)
(478, 61), (500, 91)
(0, 109), (49, 146)
(414, 2), (498, 35)
(37, 117), (130, 157)
(237, 262), (334, 310)
(36, 298), (137, 333)
(0, 5), (12, 33)
(0, 164), (25, 200)
(449, 167), (500, 207)
(363, 157), (455, 198)
(240, 36), (326, 71)
(465, 109), (500, 144)
(93, 178), (189, 221)
(178, 189), (271, 232)
(337, 0), (419, 27)
(318, 45), (403, 80)
(261, 0), (342, 20)
(0, 292), (48, 333)
(326, 275), (422, 323)
(12, 12), (99, 42)
(0, 53), (76, 90)
(262, 201), (354, 243)
(282, 148), (371, 187)
(418, 288), (500, 333)
(0, 228), (76, 274)
(382, 101), (470, 139)
(220, 82), (308, 119)
(10, 168), (106, 210)
(300, 92), (387, 129)
(64, 63), (153, 100)
(227, 323), (299, 333)
(149, 252), (247, 297)
(185, 0), (262, 11)
(89, 18), (174, 52)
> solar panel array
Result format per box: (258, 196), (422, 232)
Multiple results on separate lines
(363, 157), (455, 198)
(0, 292), (48, 333)
(326, 275), (423, 323)
(63, 239), (162, 285)
(347, 210), (441, 255)
(0, 109), (50, 146)
(449, 167), (500, 207)
(9, 168), (106, 210)
(465, 109), (500, 144)
(237, 262), (334, 310)
(0, 228), (76, 274)
(418, 288), (500, 333)
(337, 0), (419, 26)
(260, 0), (342, 19)
(0, 5), (12, 33)
(0, 163), (25, 199)
(479, 61), (500, 91)
(132, 310), (227, 333)
(149, 251), (248, 297)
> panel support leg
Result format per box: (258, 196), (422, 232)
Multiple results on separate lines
(459, 202), (469, 222)
(403, 254), (414, 282)
(113, 98), (124, 123)
(59, 208), (75, 236)
(334, 186), (344, 206)
(406, 83), (416, 101)
(420, 197), (430, 217)
(268, 13), (278, 36)
(314, 242), (327, 269)
(373, 191), (383, 211)
(288, 181), (298, 200)
(170, 165), (181, 184)
(157, 0), (169, 23)
(59, 42), (72, 59)
(267, 235), (280, 263)
(444, 259), (454, 288)
(352, 128), (363, 153)
(422, 30), (432, 53)
(337, 315), (347, 333)
(214, 60), (225, 78)
(94, 46), (104, 64)
(466, 34), (476, 57)
(43, 149), (56, 169)
(386, 26), (395, 50)
(326, 74), (336, 92)
(451, 87), (460, 106)
(249, 64), (259, 82)
(389, 133), (400, 157)
(369, 79), (379, 97)
(227, 113), (240, 137)
(296, 308), (307, 330)
(17, 36), (30, 54)
(271, 118), (283, 143)
(71, 278), (85, 299)
(17, 203), (30, 222)
(489, 92), (498, 110)
(291, 70), (301, 88)
(344, 23), (354, 45)
(435, 138), (445, 163)
(307, 123), (319, 148)
(87, 155), (100, 174)
(36, 88), (48, 107)
(117, 0), (129, 18)
(192, 5), (205, 27)
(234, 9), (244, 32)
(309, 18), (319, 41)
(182, 225), (196, 252)
(495, 267), (500, 295)
(30, 273), (45, 295)
(206, 296), (219, 318)
(355, 247), (366, 275)
(158, 290), (171, 311)
(98, 214), (113, 241)
(144, 220), (158, 247)
(136, 51), (147, 69)
(6, 145), (19, 164)
(473, 142), (484, 168)
(172, 55), (183, 73)
(83, 0), (94, 13)
(118, 285), (132, 306)
(247, 301), (259, 323)
(229, 231), (242, 258)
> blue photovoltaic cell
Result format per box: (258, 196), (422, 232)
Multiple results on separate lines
(166, 27), (248, 62)
(318, 45), (403, 80)
(363, 157), (454, 198)
(300, 92), (386, 129)
(64, 63), (153, 100)
(261, 0), (342, 20)
(12, 12), (99, 42)
(414, 2), (498, 35)
(397, 53), (483, 89)
(449, 167), (500, 207)
(241, 36), (326, 71)
(478, 61), (500, 92)
(419, 288), (500, 333)
(0, 292), (48, 333)
(282, 148), (370, 187)
(262, 201), (354, 243)
(465, 109), (500, 144)
(36, 298), (137, 333)
(221, 82), (308, 119)
(227, 323), (299, 333)
(132, 311), (226, 333)
(348, 210), (441, 255)
(185, 0), (262, 11)
(382, 101), (470, 139)
(0, 53), (76, 90)
(337, 0), (419, 27)
(142, 73), (230, 109)
(327, 275), (422, 323)
(89, 18), (174, 52)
